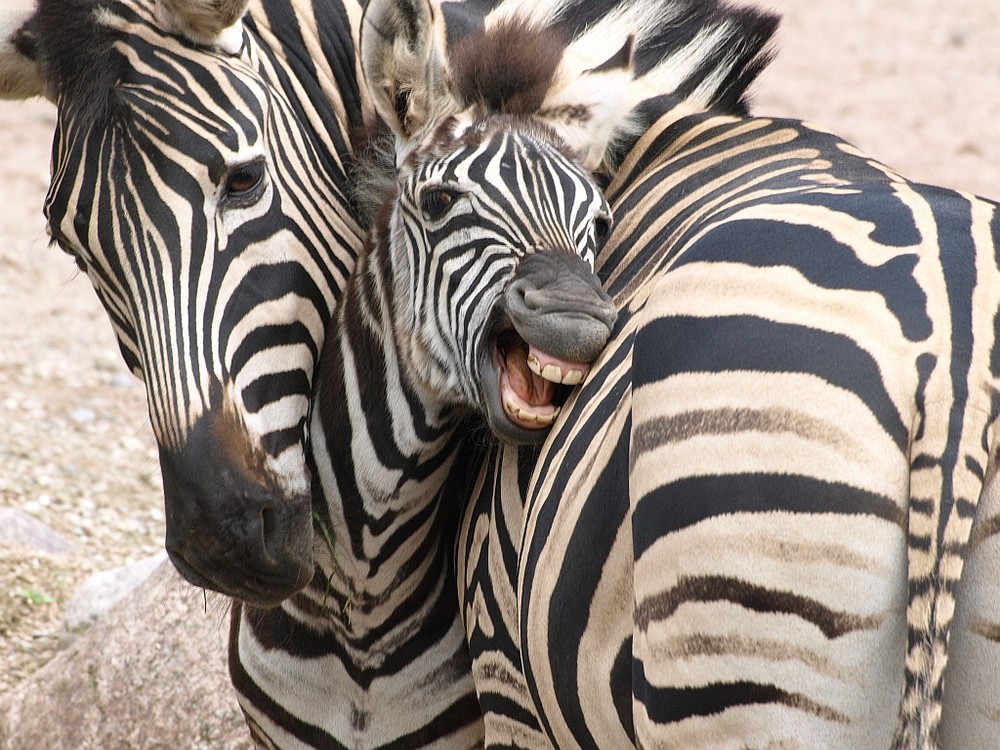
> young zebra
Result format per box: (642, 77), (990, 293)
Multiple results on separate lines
(235, 0), (798, 745)
(447, 13), (1000, 750)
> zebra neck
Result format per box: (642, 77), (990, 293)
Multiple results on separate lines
(309, 245), (465, 636)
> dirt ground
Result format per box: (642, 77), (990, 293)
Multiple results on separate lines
(1, 0), (998, 706)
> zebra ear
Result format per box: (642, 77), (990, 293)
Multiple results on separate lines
(0, 9), (46, 100)
(154, 0), (249, 55)
(360, 0), (453, 149)
(542, 36), (636, 172)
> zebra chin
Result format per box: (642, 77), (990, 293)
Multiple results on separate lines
(482, 251), (617, 446)
(156, 407), (316, 606)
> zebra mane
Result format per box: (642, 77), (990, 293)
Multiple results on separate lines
(354, 0), (779, 222)
(350, 120), (398, 227)
(28, 0), (123, 128)
(484, 0), (779, 173)
(484, 0), (779, 113)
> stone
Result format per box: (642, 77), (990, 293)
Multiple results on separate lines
(61, 551), (168, 644)
(0, 508), (78, 554)
(0, 560), (252, 750)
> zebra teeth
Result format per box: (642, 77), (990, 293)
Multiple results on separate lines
(532, 409), (560, 427)
(504, 398), (561, 426)
(527, 352), (587, 386)
(541, 363), (564, 384)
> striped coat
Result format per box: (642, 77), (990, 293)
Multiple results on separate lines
(455, 101), (1000, 748)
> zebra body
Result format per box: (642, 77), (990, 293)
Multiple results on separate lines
(455, 92), (1000, 749)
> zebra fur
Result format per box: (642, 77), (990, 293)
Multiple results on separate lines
(454, 49), (1000, 750)
(233, 0), (624, 743)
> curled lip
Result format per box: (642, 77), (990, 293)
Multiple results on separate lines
(486, 317), (590, 436)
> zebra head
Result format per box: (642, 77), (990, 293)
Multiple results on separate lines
(359, 0), (621, 444)
(0, 0), (364, 604)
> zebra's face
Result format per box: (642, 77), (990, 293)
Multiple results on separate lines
(388, 120), (617, 444)
(31, 0), (361, 604)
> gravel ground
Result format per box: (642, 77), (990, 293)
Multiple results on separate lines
(0, 93), (166, 692)
(1, 0), (998, 710)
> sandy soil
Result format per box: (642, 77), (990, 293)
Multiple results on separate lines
(0, 0), (998, 702)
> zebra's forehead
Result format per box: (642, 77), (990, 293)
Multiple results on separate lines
(410, 112), (585, 179)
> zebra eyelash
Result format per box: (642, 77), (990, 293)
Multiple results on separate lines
(419, 186), (462, 221)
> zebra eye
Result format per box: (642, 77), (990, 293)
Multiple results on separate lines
(594, 213), (613, 245)
(420, 188), (458, 221)
(224, 160), (266, 202)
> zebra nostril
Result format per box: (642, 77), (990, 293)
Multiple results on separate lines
(258, 500), (280, 561)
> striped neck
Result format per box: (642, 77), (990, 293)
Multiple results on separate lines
(307, 227), (466, 642)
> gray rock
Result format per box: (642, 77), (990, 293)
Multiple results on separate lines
(0, 560), (252, 750)
(61, 551), (168, 644)
(0, 508), (78, 554)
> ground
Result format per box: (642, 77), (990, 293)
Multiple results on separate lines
(1, 0), (998, 705)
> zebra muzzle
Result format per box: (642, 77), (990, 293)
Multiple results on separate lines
(494, 331), (592, 428)
(486, 251), (616, 439)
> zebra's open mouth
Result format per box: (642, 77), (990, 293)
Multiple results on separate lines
(492, 328), (589, 430)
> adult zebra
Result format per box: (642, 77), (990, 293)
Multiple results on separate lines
(0, 0), (367, 601)
(446, 19), (1000, 750)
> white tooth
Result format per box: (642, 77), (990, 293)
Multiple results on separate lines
(541, 363), (563, 383)
(527, 354), (542, 376)
(534, 407), (560, 426)
(562, 369), (583, 386)
(505, 399), (521, 418)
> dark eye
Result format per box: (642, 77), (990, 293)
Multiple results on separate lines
(594, 212), (613, 245)
(420, 188), (458, 221)
(225, 161), (266, 201)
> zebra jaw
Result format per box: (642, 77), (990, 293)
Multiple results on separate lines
(498, 338), (590, 429)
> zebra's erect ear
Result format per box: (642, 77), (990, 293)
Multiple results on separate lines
(154, 0), (249, 55)
(360, 0), (453, 152)
(541, 36), (636, 172)
(0, 9), (46, 100)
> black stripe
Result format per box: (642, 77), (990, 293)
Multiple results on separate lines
(923, 187), (977, 550)
(634, 574), (884, 638)
(537, 426), (632, 749)
(633, 660), (848, 725)
(675, 214), (931, 344)
(634, 315), (911, 452)
(632, 473), (904, 558)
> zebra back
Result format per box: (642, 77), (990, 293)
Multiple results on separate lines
(458, 50), (1000, 750)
